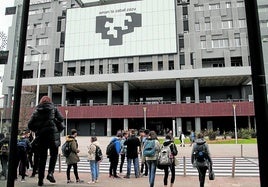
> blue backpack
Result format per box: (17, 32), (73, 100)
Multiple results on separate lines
(143, 139), (156, 157)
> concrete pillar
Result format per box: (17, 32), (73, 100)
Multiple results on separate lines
(195, 117), (201, 133)
(123, 82), (129, 130)
(194, 78), (200, 103)
(61, 85), (66, 106)
(107, 118), (112, 136)
(48, 85), (52, 99)
(176, 117), (182, 136)
(176, 79), (181, 104)
(7, 87), (13, 108)
(248, 116), (252, 129)
(107, 83), (112, 105)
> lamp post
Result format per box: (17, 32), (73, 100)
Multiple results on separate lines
(65, 109), (68, 136)
(143, 107), (147, 129)
(232, 104), (238, 144)
(27, 45), (42, 106)
(0, 110), (3, 133)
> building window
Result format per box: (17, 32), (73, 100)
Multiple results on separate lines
(183, 20), (189, 32)
(205, 22), (211, 30)
(55, 48), (59, 62)
(237, 1), (245, 7)
(231, 57), (242, 66)
(226, 2), (231, 8)
(195, 23), (200, 31)
(212, 39), (229, 48)
(67, 67), (75, 76)
(112, 64), (118, 73)
(180, 54), (185, 66)
(202, 58), (225, 68)
(34, 23), (42, 29)
(200, 41), (206, 49)
(158, 61), (163, 71)
(222, 20), (233, 29)
(234, 38), (241, 47)
(23, 70), (33, 79)
(238, 19), (247, 28)
(194, 5), (204, 11)
(43, 8), (51, 13)
(169, 61), (174, 70)
(209, 4), (220, 10)
(128, 63), (133, 72)
(99, 65), (103, 74)
(260, 21), (268, 28)
(60, 32), (65, 47)
(139, 62), (152, 72)
(80, 66), (85, 75)
(90, 66), (94, 74)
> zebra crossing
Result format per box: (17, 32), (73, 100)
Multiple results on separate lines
(54, 156), (259, 177)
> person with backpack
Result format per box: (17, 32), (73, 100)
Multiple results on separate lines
(123, 129), (141, 179)
(27, 96), (64, 186)
(0, 133), (10, 180)
(65, 129), (84, 184)
(16, 131), (31, 182)
(119, 131), (128, 174)
(191, 133), (213, 187)
(107, 133), (121, 178)
(87, 136), (102, 184)
(160, 134), (178, 187)
(144, 131), (160, 187)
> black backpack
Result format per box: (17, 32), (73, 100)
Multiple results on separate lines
(106, 141), (116, 158)
(62, 141), (72, 157)
(194, 144), (208, 162)
(95, 145), (103, 161)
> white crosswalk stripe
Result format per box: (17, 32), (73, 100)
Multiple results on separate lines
(52, 156), (259, 177)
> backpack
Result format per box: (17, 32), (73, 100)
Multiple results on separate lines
(106, 141), (116, 158)
(95, 145), (103, 161)
(61, 141), (72, 157)
(17, 139), (28, 152)
(0, 143), (9, 156)
(194, 144), (208, 162)
(143, 139), (156, 157)
(158, 144), (173, 166)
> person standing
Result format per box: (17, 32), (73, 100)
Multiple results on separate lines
(179, 132), (186, 147)
(162, 134), (178, 187)
(107, 133), (121, 178)
(190, 130), (195, 146)
(28, 96), (64, 186)
(87, 136), (101, 184)
(124, 129), (141, 179)
(144, 131), (160, 187)
(119, 132), (128, 174)
(65, 129), (84, 184)
(191, 133), (212, 187)
(140, 129), (149, 177)
(0, 133), (10, 180)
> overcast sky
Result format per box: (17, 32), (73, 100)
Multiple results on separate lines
(0, 0), (14, 97)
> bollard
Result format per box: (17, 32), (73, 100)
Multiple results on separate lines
(183, 156), (186, 177)
(232, 156), (235, 178)
(58, 154), (61, 173)
(241, 144), (243, 157)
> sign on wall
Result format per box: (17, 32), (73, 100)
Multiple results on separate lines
(64, 0), (177, 61)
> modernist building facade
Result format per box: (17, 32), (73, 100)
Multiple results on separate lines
(2, 0), (257, 136)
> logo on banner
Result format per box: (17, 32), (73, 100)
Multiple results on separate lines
(96, 12), (142, 46)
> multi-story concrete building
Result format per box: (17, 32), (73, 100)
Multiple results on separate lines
(2, 0), (256, 136)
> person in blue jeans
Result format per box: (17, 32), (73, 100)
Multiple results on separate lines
(144, 131), (160, 187)
(124, 129), (141, 178)
(87, 136), (101, 184)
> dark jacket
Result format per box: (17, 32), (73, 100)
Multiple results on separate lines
(191, 138), (212, 166)
(0, 136), (10, 156)
(65, 135), (80, 165)
(163, 140), (178, 157)
(124, 135), (140, 159)
(28, 102), (64, 147)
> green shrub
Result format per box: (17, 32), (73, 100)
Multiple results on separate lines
(206, 130), (217, 140)
(237, 128), (252, 139)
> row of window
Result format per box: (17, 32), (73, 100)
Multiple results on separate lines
(200, 38), (241, 49)
(194, 1), (245, 11)
(195, 19), (247, 31)
(24, 54), (50, 62)
(28, 7), (51, 15)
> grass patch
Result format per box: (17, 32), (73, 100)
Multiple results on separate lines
(159, 138), (257, 144)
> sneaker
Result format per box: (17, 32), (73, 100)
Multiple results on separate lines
(87, 181), (95, 184)
(67, 180), (74, 184)
(76, 179), (84, 183)
(21, 179), (26, 183)
(38, 180), (44, 186)
(46, 173), (56, 183)
(123, 175), (130, 179)
(95, 180), (98, 183)
(114, 175), (121, 179)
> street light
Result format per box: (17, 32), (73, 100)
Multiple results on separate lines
(143, 107), (147, 129)
(65, 109), (68, 136)
(232, 104), (238, 144)
(27, 45), (42, 106)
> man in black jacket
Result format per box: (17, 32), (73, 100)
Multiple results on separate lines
(28, 96), (64, 186)
(0, 133), (10, 180)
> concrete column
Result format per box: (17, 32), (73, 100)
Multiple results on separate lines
(7, 87), (13, 108)
(176, 79), (181, 104)
(176, 117), (182, 136)
(107, 118), (112, 136)
(107, 83), (112, 105)
(48, 85), (52, 99)
(194, 78), (200, 103)
(123, 82), (129, 130)
(195, 117), (201, 133)
(248, 116), (252, 129)
(61, 85), (66, 106)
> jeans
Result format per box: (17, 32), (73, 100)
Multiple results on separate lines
(146, 160), (157, 187)
(89, 160), (99, 181)
(126, 157), (139, 177)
